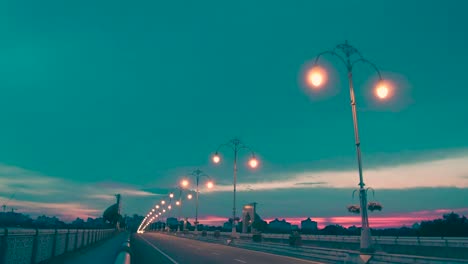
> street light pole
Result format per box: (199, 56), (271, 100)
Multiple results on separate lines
(195, 172), (200, 231)
(232, 141), (238, 238)
(347, 60), (372, 252)
(212, 138), (258, 239)
(186, 169), (213, 234)
(309, 41), (387, 253)
(177, 188), (183, 232)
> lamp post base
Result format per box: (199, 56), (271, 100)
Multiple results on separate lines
(359, 227), (374, 253)
(231, 232), (239, 239)
(345, 252), (374, 264)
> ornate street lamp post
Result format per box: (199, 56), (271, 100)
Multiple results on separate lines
(212, 138), (259, 238)
(185, 169), (214, 234)
(306, 41), (392, 253)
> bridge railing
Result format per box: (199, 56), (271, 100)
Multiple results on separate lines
(0, 228), (116, 264)
(198, 231), (468, 248)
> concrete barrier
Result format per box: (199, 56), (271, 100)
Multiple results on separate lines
(0, 228), (115, 264)
(114, 236), (131, 264)
(114, 250), (131, 264)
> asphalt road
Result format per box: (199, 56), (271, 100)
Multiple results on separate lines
(132, 232), (324, 264)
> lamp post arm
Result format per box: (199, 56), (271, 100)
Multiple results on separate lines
(237, 144), (256, 157)
(314, 50), (348, 69)
(351, 58), (383, 80)
(215, 142), (235, 153)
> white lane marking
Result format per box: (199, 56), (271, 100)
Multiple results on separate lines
(140, 235), (179, 264)
(211, 252), (220, 255)
(234, 259), (247, 263)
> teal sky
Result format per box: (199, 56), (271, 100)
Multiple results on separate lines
(1, 0), (467, 227)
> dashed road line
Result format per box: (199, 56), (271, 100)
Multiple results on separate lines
(139, 235), (179, 264)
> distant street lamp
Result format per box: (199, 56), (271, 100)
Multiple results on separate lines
(181, 179), (189, 188)
(174, 183), (193, 232)
(212, 138), (258, 238)
(306, 41), (392, 253)
(187, 169), (215, 234)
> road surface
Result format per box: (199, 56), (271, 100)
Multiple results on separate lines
(132, 232), (324, 264)
(50, 232), (130, 264)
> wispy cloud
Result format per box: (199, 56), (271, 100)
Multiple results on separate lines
(1, 150), (467, 221)
(0, 164), (158, 220)
(1, 198), (101, 221)
(205, 154), (468, 192)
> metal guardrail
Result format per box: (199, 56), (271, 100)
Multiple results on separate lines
(153, 231), (468, 263)
(200, 231), (468, 248)
(0, 228), (115, 264)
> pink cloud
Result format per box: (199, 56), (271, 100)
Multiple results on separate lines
(196, 208), (468, 229)
(6, 199), (101, 222)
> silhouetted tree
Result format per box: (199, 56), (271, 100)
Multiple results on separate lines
(419, 212), (468, 237)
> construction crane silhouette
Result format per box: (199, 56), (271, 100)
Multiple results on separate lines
(1, 194), (16, 212)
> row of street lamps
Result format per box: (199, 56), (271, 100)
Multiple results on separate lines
(137, 141), (258, 237)
(137, 169), (215, 233)
(139, 41), (393, 253)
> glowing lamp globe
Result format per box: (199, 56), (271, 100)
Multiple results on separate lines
(187, 194), (193, 199)
(249, 157), (259, 168)
(181, 179), (189, 187)
(375, 81), (391, 100)
(206, 181), (214, 189)
(212, 154), (221, 164)
(306, 66), (327, 88)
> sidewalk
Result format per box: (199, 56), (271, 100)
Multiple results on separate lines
(51, 231), (130, 264)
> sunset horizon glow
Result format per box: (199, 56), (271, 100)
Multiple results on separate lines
(196, 207), (468, 229)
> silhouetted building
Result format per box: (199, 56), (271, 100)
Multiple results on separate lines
(301, 217), (318, 233)
(242, 203), (257, 233)
(268, 218), (291, 233)
(166, 217), (179, 230)
(222, 221), (231, 231)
